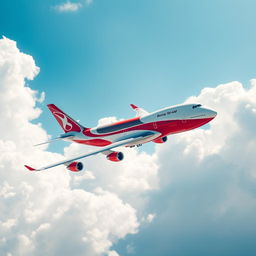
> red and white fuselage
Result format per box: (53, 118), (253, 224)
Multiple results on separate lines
(60, 103), (217, 147)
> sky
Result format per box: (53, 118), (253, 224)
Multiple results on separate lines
(0, 1), (256, 256)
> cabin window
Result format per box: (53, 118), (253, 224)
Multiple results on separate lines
(192, 104), (202, 109)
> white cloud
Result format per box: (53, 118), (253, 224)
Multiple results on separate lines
(108, 250), (120, 256)
(122, 80), (256, 255)
(55, 1), (82, 12)
(54, 0), (92, 13)
(146, 213), (155, 223)
(1, 219), (17, 229)
(0, 37), (141, 256)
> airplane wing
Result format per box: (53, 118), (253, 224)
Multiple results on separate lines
(130, 104), (149, 117)
(25, 134), (154, 172)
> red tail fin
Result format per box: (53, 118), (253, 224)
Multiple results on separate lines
(47, 104), (85, 133)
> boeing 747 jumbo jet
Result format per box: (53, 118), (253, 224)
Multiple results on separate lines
(25, 103), (217, 172)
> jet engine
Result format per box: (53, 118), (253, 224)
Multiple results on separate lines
(153, 136), (168, 144)
(106, 151), (124, 162)
(66, 161), (83, 172)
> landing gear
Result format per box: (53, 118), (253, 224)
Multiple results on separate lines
(129, 144), (142, 148)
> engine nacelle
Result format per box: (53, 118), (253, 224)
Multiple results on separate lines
(66, 161), (83, 172)
(153, 136), (168, 144)
(107, 151), (124, 162)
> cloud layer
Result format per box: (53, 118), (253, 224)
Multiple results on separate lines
(0, 37), (148, 256)
(116, 81), (256, 255)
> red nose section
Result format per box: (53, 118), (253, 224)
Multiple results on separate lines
(24, 165), (36, 171)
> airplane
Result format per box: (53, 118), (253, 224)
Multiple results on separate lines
(25, 103), (217, 172)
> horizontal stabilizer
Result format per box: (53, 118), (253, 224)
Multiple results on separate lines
(34, 134), (74, 146)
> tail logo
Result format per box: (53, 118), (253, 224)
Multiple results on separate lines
(53, 111), (73, 131)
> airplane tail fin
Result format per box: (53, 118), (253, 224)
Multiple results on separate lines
(47, 104), (85, 133)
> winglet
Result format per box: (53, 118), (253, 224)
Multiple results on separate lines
(24, 165), (36, 171)
(130, 104), (149, 117)
(130, 104), (138, 110)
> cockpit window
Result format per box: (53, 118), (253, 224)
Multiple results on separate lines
(192, 104), (202, 109)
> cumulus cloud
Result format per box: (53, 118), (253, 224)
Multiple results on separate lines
(145, 213), (155, 223)
(54, 0), (92, 13)
(0, 37), (143, 256)
(117, 81), (256, 256)
(54, 1), (82, 12)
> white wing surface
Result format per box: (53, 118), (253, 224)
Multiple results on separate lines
(25, 134), (154, 172)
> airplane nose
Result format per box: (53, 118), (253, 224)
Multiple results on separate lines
(201, 107), (217, 119)
(207, 109), (217, 118)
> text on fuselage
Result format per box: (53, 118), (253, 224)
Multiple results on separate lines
(157, 110), (177, 118)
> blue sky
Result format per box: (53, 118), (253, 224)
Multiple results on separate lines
(1, 1), (256, 256)
(2, 0), (256, 128)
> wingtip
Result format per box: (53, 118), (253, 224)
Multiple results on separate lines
(130, 104), (138, 109)
(24, 165), (36, 171)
